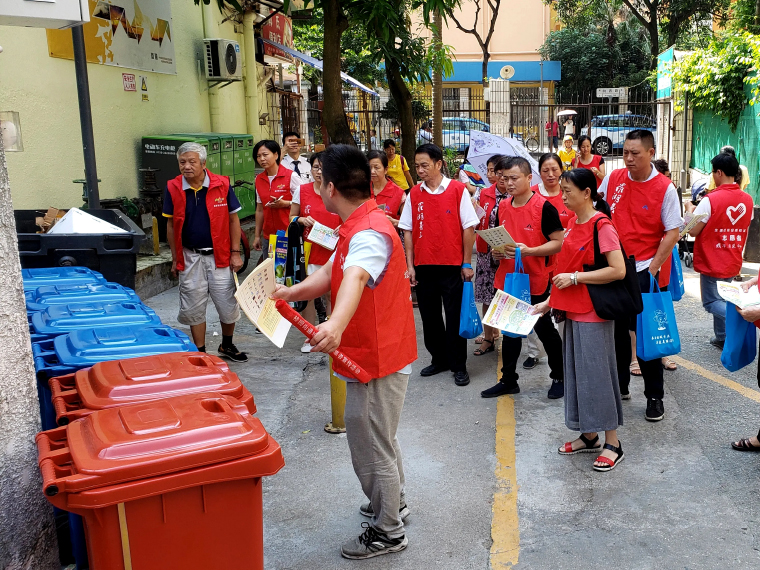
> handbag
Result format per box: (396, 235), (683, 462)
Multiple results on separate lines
(501, 248), (532, 338)
(636, 274), (681, 360)
(669, 246), (685, 302)
(582, 217), (643, 321)
(459, 281), (484, 339)
(721, 303), (757, 372)
(285, 220), (308, 313)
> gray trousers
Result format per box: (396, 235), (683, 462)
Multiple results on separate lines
(345, 372), (409, 538)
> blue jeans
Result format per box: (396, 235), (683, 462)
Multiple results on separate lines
(700, 274), (732, 341)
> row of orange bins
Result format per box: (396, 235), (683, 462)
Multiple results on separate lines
(36, 352), (284, 570)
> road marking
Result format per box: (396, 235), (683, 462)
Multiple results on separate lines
(491, 346), (519, 568)
(671, 355), (760, 403)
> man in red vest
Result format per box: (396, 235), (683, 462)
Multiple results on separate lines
(162, 142), (247, 361)
(273, 144), (417, 560)
(398, 143), (479, 387)
(689, 152), (754, 348)
(599, 130), (682, 421)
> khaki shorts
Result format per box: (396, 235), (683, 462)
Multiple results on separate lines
(178, 249), (241, 326)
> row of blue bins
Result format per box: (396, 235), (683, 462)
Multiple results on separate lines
(23, 267), (197, 569)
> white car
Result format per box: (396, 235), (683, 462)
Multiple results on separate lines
(580, 114), (656, 155)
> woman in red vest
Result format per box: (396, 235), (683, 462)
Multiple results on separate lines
(533, 153), (575, 229)
(572, 135), (606, 187)
(252, 139), (300, 257)
(473, 154), (506, 356)
(534, 168), (627, 471)
(289, 152), (342, 352)
(368, 150), (406, 225)
(481, 156), (565, 400)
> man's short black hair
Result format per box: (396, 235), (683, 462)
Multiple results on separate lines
(283, 131), (300, 143)
(712, 152), (740, 178)
(253, 139), (281, 166)
(321, 144), (371, 202)
(653, 158), (670, 175)
(625, 129), (655, 149)
(415, 143), (443, 162)
(498, 156), (532, 176)
(486, 154), (503, 167)
(383, 139), (396, 149)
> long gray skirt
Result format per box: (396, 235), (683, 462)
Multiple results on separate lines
(563, 319), (623, 433)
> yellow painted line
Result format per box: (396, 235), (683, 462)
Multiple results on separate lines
(671, 355), (760, 403)
(491, 343), (520, 568)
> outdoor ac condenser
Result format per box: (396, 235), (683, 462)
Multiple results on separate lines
(204, 39), (243, 81)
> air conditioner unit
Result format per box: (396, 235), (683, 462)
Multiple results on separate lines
(204, 39), (243, 81)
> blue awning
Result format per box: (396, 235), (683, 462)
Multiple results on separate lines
(448, 60), (562, 83)
(261, 38), (378, 95)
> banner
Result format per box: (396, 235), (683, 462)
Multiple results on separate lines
(262, 13), (293, 63)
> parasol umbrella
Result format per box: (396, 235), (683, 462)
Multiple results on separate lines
(466, 130), (541, 183)
(557, 109), (577, 116)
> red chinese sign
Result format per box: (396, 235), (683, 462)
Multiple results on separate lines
(122, 73), (136, 92)
(262, 13), (293, 61)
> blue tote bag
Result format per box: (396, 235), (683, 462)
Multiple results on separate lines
(459, 281), (484, 339)
(636, 274), (681, 361)
(721, 303), (757, 372)
(669, 246), (685, 302)
(501, 248), (532, 338)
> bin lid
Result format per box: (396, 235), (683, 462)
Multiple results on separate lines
(74, 352), (251, 410)
(26, 283), (141, 312)
(22, 267), (106, 292)
(53, 325), (197, 367)
(31, 302), (161, 336)
(65, 393), (270, 490)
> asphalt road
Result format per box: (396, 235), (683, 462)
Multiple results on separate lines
(144, 262), (760, 569)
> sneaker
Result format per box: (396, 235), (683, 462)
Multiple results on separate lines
(481, 382), (520, 398)
(710, 337), (725, 349)
(359, 501), (410, 521)
(620, 391), (632, 401)
(522, 356), (540, 369)
(547, 378), (564, 399)
(217, 344), (248, 363)
(645, 398), (665, 422)
(341, 523), (408, 560)
(300, 342), (312, 353)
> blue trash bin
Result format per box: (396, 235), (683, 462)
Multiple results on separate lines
(22, 267), (107, 292)
(26, 283), (141, 313)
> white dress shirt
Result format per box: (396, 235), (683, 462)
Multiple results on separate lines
(398, 176), (480, 231)
(281, 153), (313, 183)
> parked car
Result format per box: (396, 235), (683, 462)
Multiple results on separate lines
(580, 114), (656, 155)
(439, 117), (490, 152)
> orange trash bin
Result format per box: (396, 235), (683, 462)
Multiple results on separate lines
(36, 392), (284, 570)
(49, 352), (256, 426)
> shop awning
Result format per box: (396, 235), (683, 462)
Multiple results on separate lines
(261, 38), (378, 95)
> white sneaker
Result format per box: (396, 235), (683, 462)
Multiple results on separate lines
(301, 342), (312, 353)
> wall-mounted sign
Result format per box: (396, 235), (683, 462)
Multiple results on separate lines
(657, 47), (675, 100)
(596, 87), (626, 98)
(262, 13), (293, 63)
(123, 73), (137, 91)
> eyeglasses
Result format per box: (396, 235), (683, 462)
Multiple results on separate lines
(312, 166), (322, 172)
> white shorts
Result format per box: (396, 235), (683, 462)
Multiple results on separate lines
(178, 249), (241, 326)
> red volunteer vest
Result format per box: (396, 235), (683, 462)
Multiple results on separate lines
(606, 168), (669, 263)
(476, 184), (508, 253)
(374, 180), (405, 220)
(299, 183), (342, 266)
(409, 181), (466, 266)
(573, 154), (604, 186)
(550, 212), (612, 315)
(256, 164), (295, 238)
(532, 184), (576, 229)
(167, 171), (232, 272)
(494, 192), (554, 295)
(694, 183), (754, 278)
(330, 200), (417, 380)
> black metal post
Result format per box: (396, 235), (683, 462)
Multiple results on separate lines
(71, 24), (100, 208)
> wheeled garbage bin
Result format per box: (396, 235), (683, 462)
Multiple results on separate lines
(26, 283), (141, 313)
(22, 267), (107, 292)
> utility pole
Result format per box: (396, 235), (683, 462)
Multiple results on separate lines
(432, 9), (443, 148)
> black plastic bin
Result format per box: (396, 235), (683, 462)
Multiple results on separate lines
(15, 209), (144, 290)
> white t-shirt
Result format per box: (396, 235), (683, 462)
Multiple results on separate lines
(598, 165), (683, 271)
(398, 176), (480, 231)
(281, 154), (313, 183)
(328, 229), (413, 381)
(256, 170), (302, 204)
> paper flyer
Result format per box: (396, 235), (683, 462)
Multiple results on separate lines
(679, 212), (707, 238)
(306, 221), (340, 251)
(717, 281), (760, 309)
(483, 290), (540, 336)
(475, 225), (516, 251)
(234, 258), (292, 348)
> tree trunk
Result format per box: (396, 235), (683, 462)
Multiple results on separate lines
(322, 0), (355, 145)
(647, 20), (660, 70)
(386, 60), (416, 181)
(432, 9), (443, 148)
(755, 0), (760, 29)
(481, 50), (490, 87)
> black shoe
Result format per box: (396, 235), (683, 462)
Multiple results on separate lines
(454, 371), (470, 386)
(522, 356), (539, 369)
(217, 343), (248, 362)
(420, 364), (450, 377)
(645, 398), (665, 422)
(547, 378), (564, 399)
(710, 337), (725, 349)
(481, 382), (520, 398)
(317, 311), (328, 324)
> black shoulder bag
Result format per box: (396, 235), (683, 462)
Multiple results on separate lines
(285, 219), (308, 313)
(582, 217), (643, 321)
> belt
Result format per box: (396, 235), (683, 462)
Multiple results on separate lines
(188, 247), (214, 255)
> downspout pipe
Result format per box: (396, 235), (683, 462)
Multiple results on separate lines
(201, 3), (221, 131)
(243, 12), (261, 140)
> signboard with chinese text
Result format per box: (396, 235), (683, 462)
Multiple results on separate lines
(262, 13), (293, 63)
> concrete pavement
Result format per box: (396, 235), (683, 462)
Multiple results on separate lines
(143, 262), (760, 569)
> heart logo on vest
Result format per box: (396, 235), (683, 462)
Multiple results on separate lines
(727, 203), (747, 225)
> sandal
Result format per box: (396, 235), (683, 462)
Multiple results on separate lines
(629, 361), (642, 376)
(558, 433), (601, 455)
(593, 442), (625, 472)
(731, 437), (760, 452)
(662, 357), (678, 371)
(473, 339), (495, 356)
(474, 335), (485, 344)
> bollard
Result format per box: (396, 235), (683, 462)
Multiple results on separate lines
(324, 356), (346, 434)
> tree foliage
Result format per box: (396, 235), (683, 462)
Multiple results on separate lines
(380, 98), (431, 123)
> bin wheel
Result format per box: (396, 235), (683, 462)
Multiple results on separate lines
(237, 234), (251, 274)
(685, 253), (692, 268)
